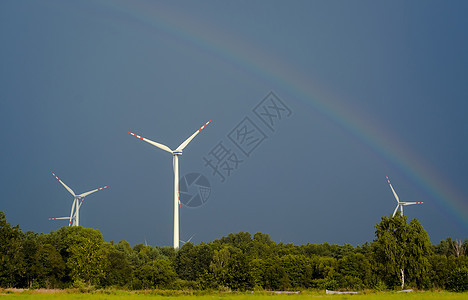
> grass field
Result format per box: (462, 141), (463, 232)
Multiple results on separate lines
(1, 290), (467, 300)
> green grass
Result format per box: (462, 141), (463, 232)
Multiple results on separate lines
(1, 291), (467, 300)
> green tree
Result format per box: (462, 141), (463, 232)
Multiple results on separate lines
(175, 242), (213, 283)
(192, 243), (214, 281)
(215, 232), (252, 253)
(155, 246), (176, 261)
(64, 226), (111, 287)
(337, 253), (371, 289)
(249, 258), (265, 288)
(428, 254), (458, 289)
(0, 211), (24, 288)
(133, 259), (176, 289)
(175, 242), (195, 281)
(224, 251), (253, 290)
(249, 232), (275, 259)
(447, 267), (468, 292)
(33, 243), (66, 288)
(103, 245), (132, 287)
(435, 237), (455, 256)
(209, 246), (232, 288)
(21, 231), (39, 288)
(405, 219), (432, 288)
(280, 254), (313, 288)
(373, 215), (432, 289)
(262, 257), (286, 290)
(314, 255), (337, 279)
(435, 237), (467, 257)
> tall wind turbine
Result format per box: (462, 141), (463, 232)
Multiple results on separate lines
(129, 120), (211, 249)
(386, 176), (423, 217)
(49, 172), (108, 226)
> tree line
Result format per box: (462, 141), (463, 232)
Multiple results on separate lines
(1, 211), (467, 291)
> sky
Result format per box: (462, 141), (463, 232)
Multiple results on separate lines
(1, 0), (467, 247)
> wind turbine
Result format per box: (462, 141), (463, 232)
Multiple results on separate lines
(49, 172), (108, 226)
(129, 120), (211, 249)
(180, 233), (196, 245)
(386, 176), (423, 217)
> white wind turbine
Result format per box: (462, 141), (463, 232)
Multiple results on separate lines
(49, 172), (108, 226)
(386, 176), (423, 217)
(180, 233), (196, 245)
(129, 120), (211, 249)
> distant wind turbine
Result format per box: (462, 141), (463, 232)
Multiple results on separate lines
(386, 176), (423, 217)
(49, 172), (108, 226)
(180, 233), (196, 245)
(129, 120), (211, 249)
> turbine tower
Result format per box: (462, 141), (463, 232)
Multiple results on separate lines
(129, 120), (211, 249)
(49, 172), (108, 226)
(386, 176), (423, 217)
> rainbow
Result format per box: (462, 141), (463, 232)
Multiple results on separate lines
(94, 1), (468, 232)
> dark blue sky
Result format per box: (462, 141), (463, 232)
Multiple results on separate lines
(1, 0), (467, 246)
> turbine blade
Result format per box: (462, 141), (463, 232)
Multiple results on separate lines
(401, 201), (424, 206)
(393, 204), (399, 217)
(78, 186), (108, 198)
(386, 176), (399, 203)
(187, 234), (195, 243)
(129, 132), (173, 153)
(72, 203), (79, 219)
(69, 199), (76, 227)
(52, 172), (76, 196)
(78, 197), (85, 209)
(175, 120), (211, 151)
(180, 234), (195, 244)
(48, 217), (70, 220)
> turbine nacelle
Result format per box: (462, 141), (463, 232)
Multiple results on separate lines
(173, 150), (183, 156)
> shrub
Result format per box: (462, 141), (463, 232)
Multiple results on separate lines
(447, 267), (468, 292)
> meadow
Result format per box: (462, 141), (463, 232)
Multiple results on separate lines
(1, 290), (468, 300)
